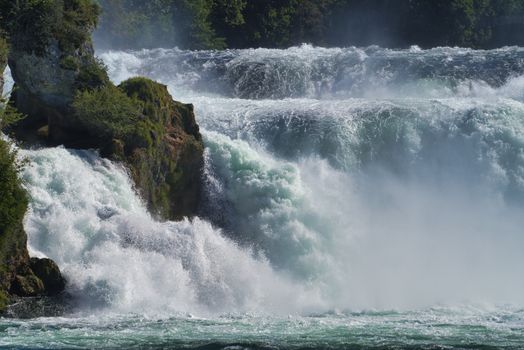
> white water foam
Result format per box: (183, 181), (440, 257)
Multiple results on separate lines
(16, 45), (524, 316)
(20, 147), (325, 316)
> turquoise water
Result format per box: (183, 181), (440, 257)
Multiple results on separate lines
(2, 307), (524, 349)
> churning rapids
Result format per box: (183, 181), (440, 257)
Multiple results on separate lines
(2, 45), (524, 349)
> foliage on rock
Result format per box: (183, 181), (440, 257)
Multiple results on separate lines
(73, 58), (110, 91)
(0, 138), (29, 311)
(0, 35), (7, 65)
(72, 77), (204, 219)
(72, 83), (141, 141)
(0, 0), (99, 55)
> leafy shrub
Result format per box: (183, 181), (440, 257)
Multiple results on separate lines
(0, 137), (28, 249)
(59, 55), (80, 70)
(0, 0), (100, 55)
(74, 57), (110, 91)
(72, 83), (141, 140)
(0, 101), (26, 130)
(55, 0), (100, 51)
(0, 36), (7, 64)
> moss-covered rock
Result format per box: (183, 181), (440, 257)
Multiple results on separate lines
(71, 78), (204, 220)
(0, 138), (66, 313)
(0, 139), (30, 296)
(120, 78), (203, 220)
(3, 1), (204, 223)
(0, 35), (7, 95)
(3, 0), (107, 136)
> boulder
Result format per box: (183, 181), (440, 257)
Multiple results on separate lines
(30, 257), (66, 295)
(71, 78), (204, 219)
(10, 273), (46, 297)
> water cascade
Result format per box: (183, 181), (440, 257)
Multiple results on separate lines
(3, 45), (524, 348)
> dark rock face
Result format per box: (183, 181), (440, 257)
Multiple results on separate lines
(8, 40), (106, 140)
(10, 273), (45, 297)
(0, 36), (6, 95)
(9, 40), (89, 110)
(0, 139), (66, 313)
(30, 258), (67, 295)
(4, 293), (73, 319)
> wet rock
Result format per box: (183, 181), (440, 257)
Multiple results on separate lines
(10, 273), (45, 297)
(30, 257), (66, 295)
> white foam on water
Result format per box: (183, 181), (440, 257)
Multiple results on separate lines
(15, 45), (524, 317)
(20, 147), (326, 316)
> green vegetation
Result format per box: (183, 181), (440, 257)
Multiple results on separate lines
(95, 0), (225, 49)
(0, 35), (7, 62)
(72, 77), (203, 219)
(1, 35), (25, 130)
(0, 101), (26, 130)
(0, 139), (27, 247)
(0, 289), (8, 311)
(54, 0), (100, 51)
(95, 0), (524, 50)
(0, 0), (100, 54)
(74, 57), (110, 91)
(0, 136), (29, 310)
(72, 83), (141, 140)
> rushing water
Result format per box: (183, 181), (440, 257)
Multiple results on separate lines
(2, 45), (524, 349)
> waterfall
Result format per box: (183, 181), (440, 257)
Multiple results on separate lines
(15, 45), (524, 316)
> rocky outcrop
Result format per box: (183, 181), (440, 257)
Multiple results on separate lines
(8, 40), (100, 134)
(0, 139), (66, 313)
(4, 0), (204, 220)
(30, 258), (66, 295)
(1, 0), (203, 314)
(0, 36), (6, 95)
(117, 79), (203, 219)
(70, 78), (204, 219)
(5, 0), (107, 140)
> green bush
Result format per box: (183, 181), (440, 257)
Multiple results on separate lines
(0, 36), (7, 64)
(72, 83), (141, 140)
(74, 57), (110, 91)
(55, 0), (100, 51)
(0, 139), (27, 234)
(0, 0), (100, 55)
(59, 55), (80, 70)
(0, 101), (26, 130)
(72, 77), (175, 147)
